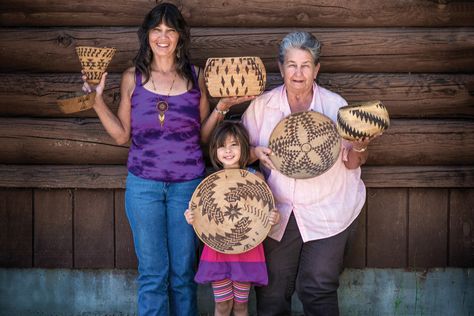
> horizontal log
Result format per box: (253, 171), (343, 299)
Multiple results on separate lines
(1, 27), (473, 73)
(1, 73), (473, 119)
(0, 165), (472, 188)
(1, 0), (473, 27)
(0, 118), (473, 166)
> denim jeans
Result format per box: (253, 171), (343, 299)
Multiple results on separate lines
(125, 172), (201, 316)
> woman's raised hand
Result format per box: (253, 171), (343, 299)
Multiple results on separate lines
(82, 71), (108, 96)
(215, 95), (256, 111)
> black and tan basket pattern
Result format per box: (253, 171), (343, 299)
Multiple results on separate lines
(56, 92), (96, 114)
(204, 57), (266, 97)
(268, 111), (341, 179)
(189, 169), (275, 254)
(76, 46), (116, 85)
(337, 100), (390, 141)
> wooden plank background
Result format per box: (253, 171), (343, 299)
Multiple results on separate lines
(0, 0), (473, 269)
(1, 0), (473, 27)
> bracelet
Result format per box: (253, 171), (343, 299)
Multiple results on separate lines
(352, 146), (367, 153)
(214, 107), (229, 116)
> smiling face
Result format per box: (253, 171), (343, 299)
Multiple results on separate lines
(279, 48), (320, 95)
(148, 22), (180, 58)
(216, 135), (242, 169)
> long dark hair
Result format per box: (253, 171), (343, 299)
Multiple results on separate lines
(134, 3), (194, 88)
(209, 122), (251, 170)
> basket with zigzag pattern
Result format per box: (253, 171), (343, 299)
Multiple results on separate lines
(189, 169), (275, 254)
(337, 100), (390, 141)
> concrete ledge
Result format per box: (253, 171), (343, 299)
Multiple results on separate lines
(0, 268), (472, 315)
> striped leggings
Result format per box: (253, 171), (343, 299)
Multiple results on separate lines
(211, 279), (251, 303)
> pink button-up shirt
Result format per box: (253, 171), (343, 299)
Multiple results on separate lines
(242, 83), (366, 242)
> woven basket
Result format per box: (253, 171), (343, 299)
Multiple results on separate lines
(76, 46), (116, 85)
(268, 111), (341, 179)
(56, 92), (96, 114)
(189, 169), (275, 254)
(337, 100), (390, 141)
(204, 56), (266, 97)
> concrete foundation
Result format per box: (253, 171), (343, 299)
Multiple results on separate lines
(0, 268), (472, 315)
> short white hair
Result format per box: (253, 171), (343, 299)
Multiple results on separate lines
(279, 31), (321, 65)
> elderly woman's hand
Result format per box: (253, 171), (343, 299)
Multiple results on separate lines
(351, 132), (382, 152)
(255, 146), (276, 170)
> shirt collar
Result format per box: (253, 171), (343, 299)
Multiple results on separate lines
(274, 82), (322, 115)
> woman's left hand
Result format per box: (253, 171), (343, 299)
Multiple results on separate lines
(351, 132), (382, 152)
(215, 96), (256, 112)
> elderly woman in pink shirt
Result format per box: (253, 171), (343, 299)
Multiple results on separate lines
(242, 31), (375, 315)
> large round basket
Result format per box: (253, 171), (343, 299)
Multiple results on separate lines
(189, 169), (275, 254)
(337, 100), (390, 141)
(204, 56), (266, 97)
(268, 111), (341, 179)
(76, 46), (116, 85)
(56, 92), (96, 114)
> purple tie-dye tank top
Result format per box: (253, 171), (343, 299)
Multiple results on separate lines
(127, 66), (205, 182)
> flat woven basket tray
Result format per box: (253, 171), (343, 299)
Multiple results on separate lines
(189, 169), (275, 254)
(56, 92), (96, 114)
(337, 100), (390, 141)
(204, 56), (266, 97)
(268, 111), (341, 179)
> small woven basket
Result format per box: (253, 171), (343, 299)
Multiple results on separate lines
(268, 111), (341, 179)
(76, 46), (116, 85)
(57, 92), (96, 114)
(189, 169), (275, 254)
(204, 56), (266, 97)
(337, 100), (390, 141)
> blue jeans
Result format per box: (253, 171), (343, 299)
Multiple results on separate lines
(125, 172), (201, 316)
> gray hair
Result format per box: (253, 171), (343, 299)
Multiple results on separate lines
(278, 31), (321, 65)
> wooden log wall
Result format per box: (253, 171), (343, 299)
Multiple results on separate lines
(1, 0), (473, 269)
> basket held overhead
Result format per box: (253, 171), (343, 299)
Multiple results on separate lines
(268, 111), (341, 179)
(76, 46), (116, 85)
(56, 92), (96, 114)
(204, 56), (266, 97)
(337, 100), (390, 141)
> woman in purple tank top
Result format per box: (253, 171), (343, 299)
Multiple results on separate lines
(82, 3), (253, 315)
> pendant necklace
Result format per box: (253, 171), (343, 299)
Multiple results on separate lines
(151, 71), (177, 127)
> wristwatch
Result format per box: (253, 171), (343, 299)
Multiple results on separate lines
(214, 107), (229, 116)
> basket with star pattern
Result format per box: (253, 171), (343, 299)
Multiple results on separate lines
(189, 169), (275, 254)
(204, 56), (266, 97)
(268, 111), (341, 179)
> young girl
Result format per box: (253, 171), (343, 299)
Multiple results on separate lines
(185, 121), (280, 316)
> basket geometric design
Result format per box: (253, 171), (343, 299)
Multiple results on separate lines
(56, 92), (96, 114)
(268, 111), (341, 179)
(337, 100), (390, 141)
(189, 169), (275, 254)
(76, 46), (116, 85)
(204, 56), (266, 97)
